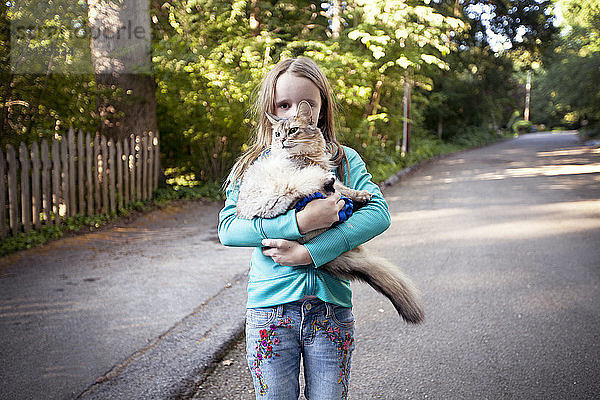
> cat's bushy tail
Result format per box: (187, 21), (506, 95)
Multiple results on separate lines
(322, 247), (424, 324)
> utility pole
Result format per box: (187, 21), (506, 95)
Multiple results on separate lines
(524, 70), (531, 121)
(331, 0), (343, 39)
(401, 74), (411, 154)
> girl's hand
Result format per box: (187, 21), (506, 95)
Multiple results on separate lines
(296, 192), (345, 234)
(261, 239), (312, 266)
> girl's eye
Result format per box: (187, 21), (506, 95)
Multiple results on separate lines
(278, 103), (289, 109)
(289, 127), (298, 134)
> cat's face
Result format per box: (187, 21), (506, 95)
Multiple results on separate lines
(267, 101), (326, 156)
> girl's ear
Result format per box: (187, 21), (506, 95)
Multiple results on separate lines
(296, 101), (313, 123)
(266, 112), (282, 125)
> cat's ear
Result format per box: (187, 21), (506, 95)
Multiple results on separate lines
(296, 101), (313, 123)
(266, 112), (282, 125)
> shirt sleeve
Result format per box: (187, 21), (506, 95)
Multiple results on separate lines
(218, 182), (305, 248)
(302, 147), (392, 267)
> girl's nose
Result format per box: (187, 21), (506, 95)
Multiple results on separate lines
(282, 105), (296, 119)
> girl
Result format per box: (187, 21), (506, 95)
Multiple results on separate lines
(218, 57), (391, 400)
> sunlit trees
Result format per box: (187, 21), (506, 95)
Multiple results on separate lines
(151, 0), (470, 182)
(0, 0), (568, 187)
(423, 0), (557, 141)
(532, 0), (600, 130)
(151, 0), (334, 182)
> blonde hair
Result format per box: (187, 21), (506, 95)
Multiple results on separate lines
(225, 57), (348, 188)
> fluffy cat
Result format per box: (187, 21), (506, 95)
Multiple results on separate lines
(236, 101), (424, 324)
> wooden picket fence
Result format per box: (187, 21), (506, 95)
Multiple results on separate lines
(0, 128), (160, 238)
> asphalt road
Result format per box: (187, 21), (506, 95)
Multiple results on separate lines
(0, 201), (253, 399)
(193, 132), (600, 399)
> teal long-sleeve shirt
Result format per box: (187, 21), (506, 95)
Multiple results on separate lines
(218, 146), (391, 308)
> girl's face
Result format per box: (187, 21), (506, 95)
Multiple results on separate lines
(274, 72), (322, 124)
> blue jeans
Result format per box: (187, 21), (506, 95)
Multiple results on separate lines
(245, 298), (356, 400)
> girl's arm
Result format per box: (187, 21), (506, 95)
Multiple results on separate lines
(302, 146), (391, 267)
(218, 183), (305, 247)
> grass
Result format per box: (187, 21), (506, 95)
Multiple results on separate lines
(369, 128), (511, 184)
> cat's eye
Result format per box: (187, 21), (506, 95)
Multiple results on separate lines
(275, 132), (280, 137)
(289, 127), (298, 134)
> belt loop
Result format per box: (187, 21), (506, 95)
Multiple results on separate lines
(276, 304), (284, 319)
(325, 302), (332, 318)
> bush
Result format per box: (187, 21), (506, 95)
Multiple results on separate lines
(365, 132), (466, 184)
(0, 214), (117, 257)
(153, 183), (223, 207)
(451, 126), (497, 147)
(512, 119), (533, 134)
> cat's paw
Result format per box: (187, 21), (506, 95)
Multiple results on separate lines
(353, 190), (372, 204)
(322, 173), (336, 194)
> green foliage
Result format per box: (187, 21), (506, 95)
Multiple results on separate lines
(153, 183), (223, 207)
(532, 51), (600, 128)
(0, 0), (119, 148)
(150, 0), (525, 186)
(450, 125), (500, 147)
(530, 0), (600, 129)
(420, 1), (543, 144)
(462, 0), (558, 58)
(1, 0), (559, 196)
(506, 110), (522, 132)
(512, 119), (533, 133)
(0, 213), (116, 257)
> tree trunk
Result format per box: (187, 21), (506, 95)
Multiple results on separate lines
(454, 0), (460, 17)
(402, 73), (411, 154)
(249, 0), (260, 36)
(367, 74), (385, 136)
(87, 0), (158, 141)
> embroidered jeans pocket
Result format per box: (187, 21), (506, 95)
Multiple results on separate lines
(330, 305), (355, 329)
(246, 307), (277, 328)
